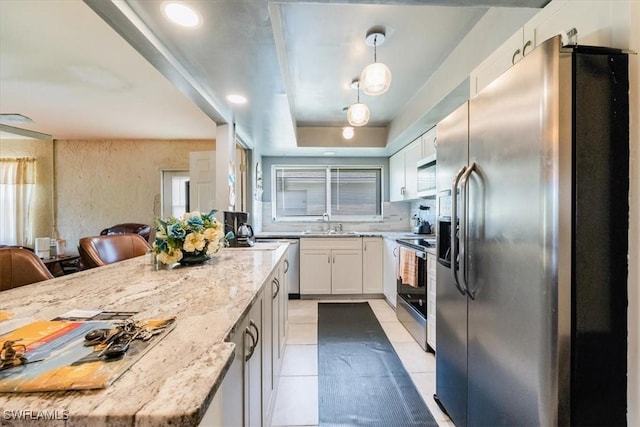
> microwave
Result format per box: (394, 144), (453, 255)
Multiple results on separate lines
(417, 154), (436, 198)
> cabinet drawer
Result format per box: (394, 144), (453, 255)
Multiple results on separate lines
(300, 237), (362, 250)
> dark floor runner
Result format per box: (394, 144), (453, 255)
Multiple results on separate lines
(318, 302), (438, 427)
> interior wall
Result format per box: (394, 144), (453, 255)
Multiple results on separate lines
(54, 139), (214, 253)
(0, 138), (54, 245)
(249, 142), (263, 233)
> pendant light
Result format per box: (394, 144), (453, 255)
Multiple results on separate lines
(346, 80), (370, 127)
(342, 126), (355, 140)
(360, 29), (392, 96)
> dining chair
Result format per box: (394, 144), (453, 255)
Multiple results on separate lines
(0, 247), (54, 291)
(78, 234), (151, 269)
(100, 223), (151, 242)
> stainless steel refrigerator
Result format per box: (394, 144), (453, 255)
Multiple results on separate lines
(435, 35), (628, 427)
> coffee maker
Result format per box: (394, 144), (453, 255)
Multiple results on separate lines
(223, 211), (255, 247)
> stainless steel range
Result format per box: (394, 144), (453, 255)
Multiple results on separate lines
(395, 237), (434, 352)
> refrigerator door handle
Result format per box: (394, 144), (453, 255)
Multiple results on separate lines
(451, 166), (468, 296)
(460, 162), (477, 299)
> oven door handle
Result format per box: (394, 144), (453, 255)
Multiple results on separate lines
(451, 166), (467, 296)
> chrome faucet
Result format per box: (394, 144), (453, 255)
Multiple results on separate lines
(321, 212), (331, 231)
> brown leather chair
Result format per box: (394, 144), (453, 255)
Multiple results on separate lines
(0, 248), (54, 291)
(78, 234), (151, 269)
(100, 223), (151, 242)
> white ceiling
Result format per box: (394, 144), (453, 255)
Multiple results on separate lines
(0, 0), (546, 156)
(0, 0), (217, 140)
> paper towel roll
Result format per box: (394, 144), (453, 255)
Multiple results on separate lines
(35, 237), (50, 259)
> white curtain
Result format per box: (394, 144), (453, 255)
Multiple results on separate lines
(0, 158), (36, 246)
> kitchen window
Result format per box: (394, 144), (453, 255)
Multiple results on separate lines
(273, 166), (382, 221)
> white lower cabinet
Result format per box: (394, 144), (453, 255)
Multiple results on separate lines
(331, 249), (363, 294)
(362, 237), (383, 294)
(264, 256), (288, 425)
(426, 253), (437, 351)
(299, 249), (332, 294)
(203, 290), (263, 427)
(300, 238), (363, 295)
(382, 238), (399, 307)
(246, 297), (263, 427)
(265, 259), (287, 423)
(201, 256), (288, 427)
(262, 272), (274, 424)
(279, 257), (288, 358)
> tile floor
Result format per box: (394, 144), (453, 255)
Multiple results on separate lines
(270, 298), (455, 427)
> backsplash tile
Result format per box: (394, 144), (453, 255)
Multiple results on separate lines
(261, 202), (412, 232)
(410, 199), (436, 230)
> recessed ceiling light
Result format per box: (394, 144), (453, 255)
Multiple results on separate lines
(163, 2), (201, 28)
(226, 94), (248, 105)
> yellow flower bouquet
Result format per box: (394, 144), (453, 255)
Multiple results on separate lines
(152, 210), (230, 266)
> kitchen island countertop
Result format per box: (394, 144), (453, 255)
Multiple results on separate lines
(0, 244), (288, 427)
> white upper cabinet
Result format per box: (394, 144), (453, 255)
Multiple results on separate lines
(403, 140), (422, 200)
(471, 28), (526, 96)
(389, 150), (406, 202)
(524, 1), (613, 49)
(390, 139), (422, 202)
(471, 0), (614, 96)
(421, 127), (437, 159)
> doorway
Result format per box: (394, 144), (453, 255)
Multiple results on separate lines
(162, 170), (190, 218)
(235, 143), (247, 212)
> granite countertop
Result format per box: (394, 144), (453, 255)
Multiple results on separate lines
(255, 231), (438, 254)
(0, 243), (288, 427)
(256, 231), (436, 240)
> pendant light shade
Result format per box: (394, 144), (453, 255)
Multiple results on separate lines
(360, 30), (392, 96)
(360, 62), (392, 96)
(346, 79), (370, 127)
(342, 126), (355, 140)
(347, 103), (370, 127)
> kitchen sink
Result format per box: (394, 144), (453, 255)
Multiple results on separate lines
(225, 242), (282, 250)
(301, 230), (359, 236)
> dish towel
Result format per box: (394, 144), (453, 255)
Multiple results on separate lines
(399, 247), (418, 288)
